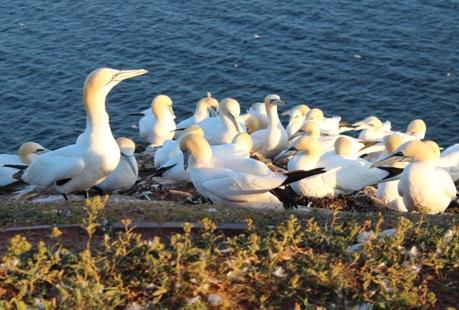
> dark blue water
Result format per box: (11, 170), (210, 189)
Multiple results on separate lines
(1, 0), (458, 152)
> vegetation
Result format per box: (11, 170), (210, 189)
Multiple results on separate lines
(0, 197), (457, 308)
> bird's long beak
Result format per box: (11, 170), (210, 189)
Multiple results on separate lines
(339, 120), (355, 129)
(183, 150), (190, 170)
(171, 127), (186, 133)
(288, 130), (305, 141)
(351, 120), (369, 131)
(115, 69), (148, 81)
(274, 147), (299, 162)
(271, 99), (286, 106)
(370, 152), (411, 168)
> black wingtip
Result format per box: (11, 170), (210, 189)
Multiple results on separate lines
(151, 164), (177, 177)
(270, 186), (299, 209)
(282, 168), (326, 186)
(2, 164), (28, 180)
(378, 166), (404, 180)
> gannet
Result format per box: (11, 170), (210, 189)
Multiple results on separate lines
(96, 137), (138, 192)
(198, 98), (243, 145)
(394, 119), (427, 141)
(179, 133), (326, 209)
(372, 140), (456, 214)
(305, 108), (352, 136)
(284, 104), (310, 138)
(157, 127), (253, 182)
(0, 142), (48, 189)
(15, 68), (147, 198)
(139, 95), (176, 146)
(353, 116), (392, 142)
(288, 136), (401, 198)
(376, 135), (408, 212)
(287, 122), (383, 158)
(251, 94), (288, 158)
(239, 102), (268, 129)
(175, 93), (219, 131)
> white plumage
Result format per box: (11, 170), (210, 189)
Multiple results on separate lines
(18, 68), (147, 196)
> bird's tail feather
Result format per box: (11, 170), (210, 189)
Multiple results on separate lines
(282, 168), (326, 186)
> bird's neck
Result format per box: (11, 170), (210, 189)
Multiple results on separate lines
(83, 90), (112, 135)
(266, 104), (281, 129)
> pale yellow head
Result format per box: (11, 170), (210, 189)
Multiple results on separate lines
(365, 116), (383, 128)
(18, 142), (47, 164)
(183, 124), (205, 137)
(232, 133), (253, 151)
(406, 119), (426, 138)
(220, 98), (240, 117)
(297, 104), (310, 116)
(397, 140), (439, 162)
(301, 121), (321, 139)
(295, 136), (322, 157)
(423, 140), (441, 159)
(151, 95), (174, 118)
(244, 114), (260, 134)
(116, 137), (136, 156)
(306, 108), (324, 122)
(383, 134), (405, 154)
(334, 136), (354, 157)
(196, 93), (219, 114)
(83, 68), (148, 106)
(179, 133), (213, 168)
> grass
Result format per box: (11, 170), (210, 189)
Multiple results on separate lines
(0, 196), (457, 308)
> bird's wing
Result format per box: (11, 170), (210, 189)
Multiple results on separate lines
(139, 115), (154, 140)
(176, 117), (194, 130)
(0, 155), (22, 166)
(334, 159), (387, 192)
(154, 141), (179, 168)
(436, 167), (457, 199)
(218, 157), (277, 177)
(250, 129), (266, 151)
(201, 169), (285, 199)
(22, 153), (85, 187)
(321, 116), (340, 135)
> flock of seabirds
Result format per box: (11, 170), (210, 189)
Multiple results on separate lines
(0, 67), (458, 215)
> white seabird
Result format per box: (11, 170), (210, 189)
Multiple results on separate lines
(305, 108), (352, 136)
(175, 93), (219, 131)
(353, 116), (392, 142)
(198, 98), (243, 145)
(179, 133), (326, 209)
(15, 67), (147, 198)
(251, 94), (288, 158)
(156, 127), (253, 182)
(284, 104), (310, 138)
(97, 137), (138, 192)
(376, 135), (408, 212)
(239, 101), (268, 129)
(287, 136), (401, 198)
(0, 142), (48, 189)
(372, 140), (456, 214)
(139, 95), (176, 146)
